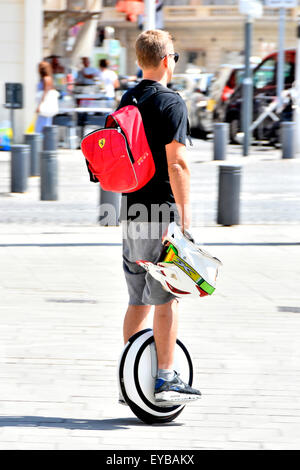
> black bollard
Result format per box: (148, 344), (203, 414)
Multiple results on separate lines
(25, 133), (42, 176)
(11, 144), (30, 193)
(40, 150), (58, 201)
(213, 123), (229, 161)
(43, 125), (59, 151)
(281, 121), (295, 159)
(217, 164), (242, 226)
(99, 188), (121, 226)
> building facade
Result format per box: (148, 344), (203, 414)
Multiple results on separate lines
(99, 1), (300, 75)
(1, 0), (300, 142)
(0, 0), (43, 142)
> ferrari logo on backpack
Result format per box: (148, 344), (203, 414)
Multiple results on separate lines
(81, 103), (156, 193)
(98, 138), (106, 149)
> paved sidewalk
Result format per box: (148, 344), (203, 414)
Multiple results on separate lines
(1, 139), (300, 225)
(0, 223), (299, 450)
(0, 140), (299, 449)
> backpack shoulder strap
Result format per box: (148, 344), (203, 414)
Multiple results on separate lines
(132, 84), (175, 106)
(132, 85), (193, 146)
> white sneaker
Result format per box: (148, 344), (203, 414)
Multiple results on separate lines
(155, 372), (201, 406)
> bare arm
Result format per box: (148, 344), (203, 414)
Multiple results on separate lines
(165, 139), (191, 231)
(83, 71), (96, 79)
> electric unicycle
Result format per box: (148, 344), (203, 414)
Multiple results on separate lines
(118, 328), (194, 424)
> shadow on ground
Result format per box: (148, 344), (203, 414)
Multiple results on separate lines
(0, 416), (183, 430)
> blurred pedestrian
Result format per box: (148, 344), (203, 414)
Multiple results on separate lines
(48, 55), (66, 93)
(49, 55), (65, 74)
(98, 58), (120, 99)
(76, 57), (99, 85)
(35, 61), (57, 134)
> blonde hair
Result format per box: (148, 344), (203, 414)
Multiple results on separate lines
(135, 29), (174, 69)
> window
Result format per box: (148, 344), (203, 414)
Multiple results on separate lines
(253, 58), (276, 89)
(284, 61), (294, 85)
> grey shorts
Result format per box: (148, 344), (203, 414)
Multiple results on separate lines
(122, 221), (176, 306)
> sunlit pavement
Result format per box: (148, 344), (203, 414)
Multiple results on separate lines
(0, 140), (299, 449)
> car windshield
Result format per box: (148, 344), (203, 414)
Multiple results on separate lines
(235, 69), (245, 86)
(253, 58), (276, 88)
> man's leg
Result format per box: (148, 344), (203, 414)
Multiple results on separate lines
(123, 300), (178, 366)
(153, 299), (201, 405)
(123, 304), (151, 344)
(153, 299), (178, 369)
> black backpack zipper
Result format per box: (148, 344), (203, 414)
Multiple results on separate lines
(110, 116), (135, 164)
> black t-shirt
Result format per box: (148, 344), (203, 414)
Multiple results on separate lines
(118, 79), (190, 222)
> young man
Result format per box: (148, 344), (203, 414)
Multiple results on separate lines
(119, 30), (201, 406)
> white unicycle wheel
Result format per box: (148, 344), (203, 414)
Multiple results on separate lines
(118, 328), (193, 424)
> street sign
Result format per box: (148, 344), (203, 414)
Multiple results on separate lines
(5, 83), (23, 109)
(265, 0), (297, 7)
(239, 0), (263, 18)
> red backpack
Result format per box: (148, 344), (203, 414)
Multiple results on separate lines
(81, 90), (158, 193)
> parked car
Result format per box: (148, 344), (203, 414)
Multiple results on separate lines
(223, 49), (295, 143)
(187, 73), (215, 138)
(212, 64), (256, 123)
(167, 73), (201, 98)
(168, 73), (215, 139)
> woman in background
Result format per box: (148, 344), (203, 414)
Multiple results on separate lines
(35, 61), (55, 133)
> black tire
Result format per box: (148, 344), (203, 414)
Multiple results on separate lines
(127, 399), (185, 425)
(229, 117), (240, 144)
(119, 330), (193, 425)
